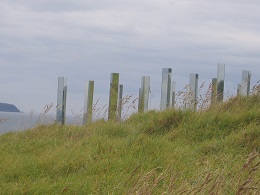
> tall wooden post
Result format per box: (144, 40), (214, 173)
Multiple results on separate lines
(83, 81), (94, 125)
(211, 78), (217, 105)
(187, 74), (199, 111)
(138, 88), (142, 113)
(160, 68), (172, 111)
(108, 73), (119, 121)
(117, 84), (123, 122)
(56, 77), (67, 125)
(237, 84), (241, 96)
(240, 70), (251, 96)
(217, 64), (225, 102)
(138, 76), (150, 113)
(172, 81), (176, 108)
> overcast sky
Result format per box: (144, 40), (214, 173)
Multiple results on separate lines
(1, 0), (259, 115)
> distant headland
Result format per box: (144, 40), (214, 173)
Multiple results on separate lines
(0, 102), (21, 113)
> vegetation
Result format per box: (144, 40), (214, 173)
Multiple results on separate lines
(0, 95), (259, 194)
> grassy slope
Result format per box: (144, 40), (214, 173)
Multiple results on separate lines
(0, 95), (259, 194)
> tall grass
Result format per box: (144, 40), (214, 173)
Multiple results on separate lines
(0, 94), (259, 194)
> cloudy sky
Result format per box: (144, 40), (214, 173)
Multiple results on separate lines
(1, 0), (259, 115)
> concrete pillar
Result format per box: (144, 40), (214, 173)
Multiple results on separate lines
(138, 76), (150, 113)
(83, 81), (94, 125)
(117, 84), (123, 122)
(211, 78), (217, 105)
(160, 68), (172, 111)
(172, 81), (176, 108)
(240, 70), (251, 96)
(237, 84), (241, 96)
(217, 64), (225, 102)
(138, 88), (142, 113)
(56, 77), (67, 125)
(187, 74), (199, 111)
(108, 73), (119, 121)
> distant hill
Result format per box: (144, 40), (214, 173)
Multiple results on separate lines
(0, 102), (21, 113)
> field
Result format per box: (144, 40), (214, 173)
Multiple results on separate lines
(0, 95), (259, 194)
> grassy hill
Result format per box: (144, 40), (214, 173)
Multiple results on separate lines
(0, 95), (259, 194)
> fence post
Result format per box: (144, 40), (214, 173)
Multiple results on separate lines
(138, 76), (150, 113)
(56, 77), (67, 125)
(138, 88), (142, 113)
(83, 81), (94, 125)
(108, 73), (119, 121)
(117, 84), (123, 122)
(217, 64), (225, 102)
(172, 81), (176, 108)
(240, 70), (251, 96)
(237, 84), (241, 96)
(187, 74), (199, 111)
(160, 68), (172, 111)
(211, 78), (217, 105)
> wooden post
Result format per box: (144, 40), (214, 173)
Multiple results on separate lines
(240, 70), (251, 96)
(172, 81), (176, 108)
(237, 84), (241, 96)
(108, 73), (119, 121)
(83, 81), (94, 125)
(56, 77), (67, 125)
(160, 68), (172, 111)
(138, 76), (150, 113)
(138, 88), (142, 113)
(211, 78), (217, 105)
(187, 74), (199, 111)
(117, 84), (123, 122)
(217, 64), (225, 102)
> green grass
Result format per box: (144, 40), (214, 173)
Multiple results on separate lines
(0, 95), (259, 194)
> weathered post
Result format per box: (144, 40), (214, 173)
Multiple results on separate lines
(187, 74), (199, 111)
(240, 70), (251, 96)
(172, 81), (176, 108)
(138, 88), (142, 113)
(108, 73), (119, 121)
(237, 84), (241, 96)
(83, 81), (94, 125)
(211, 78), (217, 105)
(138, 76), (150, 113)
(117, 84), (123, 122)
(217, 64), (225, 102)
(56, 77), (67, 125)
(160, 68), (172, 111)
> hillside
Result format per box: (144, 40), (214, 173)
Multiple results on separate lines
(0, 102), (21, 112)
(0, 95), (259, 194)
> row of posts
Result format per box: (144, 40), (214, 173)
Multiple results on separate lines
(56, 64), (252, 124)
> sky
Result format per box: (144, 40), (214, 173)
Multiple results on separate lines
(1, 0), (259, 116)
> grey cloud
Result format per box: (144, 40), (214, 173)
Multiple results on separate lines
(0, 0), (259, 112)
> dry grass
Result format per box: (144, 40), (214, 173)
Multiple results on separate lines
(125, 152), (259, 195)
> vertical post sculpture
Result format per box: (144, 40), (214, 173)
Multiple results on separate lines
(138, 88), (142, 113)
(56, 77), (67, 125)
(160, 68), (172, 111)
(169, 80), (173, 108)
(83, 81), (94, 125)
(172, 81), (176, 108)
(237, 84), (241, 96)
(138, 76), (150, 113)
(187, 74), (199, 110)
(240, 70), (251, 96)
(217, 64), (225, 102)
(108, 73), (119, 121)
(117, 84), (123, 122)
(211, 78), (217, 105)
